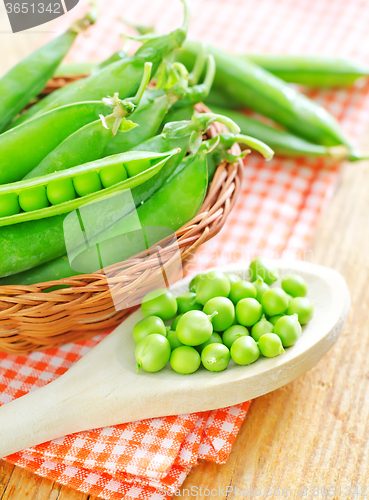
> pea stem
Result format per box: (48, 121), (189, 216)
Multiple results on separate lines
(231, 133), (274, 160)
(208, 311), (219, 322)
(129, 62), (153, 107)
(188, 43), (206, 86)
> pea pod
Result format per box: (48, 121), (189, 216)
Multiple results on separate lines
(176, 41), (350, 147)
(0, 9), (96, 132)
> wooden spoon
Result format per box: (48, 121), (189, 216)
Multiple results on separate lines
(0, 260), (350, 458)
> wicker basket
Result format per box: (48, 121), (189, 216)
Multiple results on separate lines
(0, 78), (243, 355)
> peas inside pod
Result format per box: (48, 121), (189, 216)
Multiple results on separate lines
(132, 259), (314, 374)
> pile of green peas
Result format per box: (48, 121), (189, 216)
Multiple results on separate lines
(0, 157), (151, 218)
(133, 257), (314, 374)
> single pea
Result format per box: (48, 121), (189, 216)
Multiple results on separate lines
(176, 310), (214, 346)
(251, 317), (274, 342)
(261, 288), (289, 316)
(176, 292), (202, 314)
(258, 333), (285, 358)
(235, 298), (262, 327)
(231, 336), (260, 365)
(288, 297), (314, 325)
(99, 164), (128, 188)
(201, 343), (231, 372)
(195, 271), (231, 305)
(170, 346), (201, 374)
(167, 330), (184, 350)
(19, 185), (49, 212)
(222, 325), (249, 349)
(73, 171), (102, 197)
(124, 158), (151, 177)
(189, 273), (205, 293)
(227, 273), (242, 285)
(268, 314), (284, 326)
(252, 276), (270, 303)
(281, 274), (307, 298)
(274, 314), (302, 347)
(229, 280), (257, 305)
(203, 296), (235, 331)
(171, 313), (184, 331)
(141, 288), (178, 321)
(47, 178), (76, 205)
(195, 332), (223, 353)
(249, 257), (278, 285)
(0, 193), (20, 217)
(132, 315), (167, 343)
(135, 334), (171, 372)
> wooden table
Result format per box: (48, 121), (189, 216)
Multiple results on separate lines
(1, 29), (369, 500)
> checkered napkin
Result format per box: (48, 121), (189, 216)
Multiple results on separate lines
(2, 0), (369, 498)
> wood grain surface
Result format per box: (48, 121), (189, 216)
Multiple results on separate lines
(1, 26), (369, 500)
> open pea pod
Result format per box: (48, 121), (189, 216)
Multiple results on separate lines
(0, 149), (180, 227)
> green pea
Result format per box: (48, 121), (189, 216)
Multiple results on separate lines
(135, 334), (171, 372)
(47, 178), (76, 205)
(222, 324), (249, 349)
(251, 317), (274, 342)
(0, 193), (20, 217)
(195, 332), (223, 353)
(231, 336), (259, 365)
(195, 271), (231, 305)
(281, 274), (307, 298)
(201, 343), (230, 372)
(252, 276), (270, 303)
(274, 314), (302, 347)
(177, 310), (213, 346)
(203, 296), (235, 331)
(141, 288), (178, 321)
(287, 297), (314, 325)
(19, 185), (49, 212)
(124, 158), (151, 177)
(189, 273), (205, 293)
(170, 346), (201, 374)
(268, 314), (284, 326)
(227, 273), (241, 285)
(176, 292), (202, 314)
(132, 315), (167, 343)
(261, 288), (289, 316)
(258, 333), (285, 358)
(99, 164), (128, 188)
(167, 330), (184, 351)
(73, 171), (102, 197)
(249, 257), (278, 285)
(171, 314), (184, 331)
(229, 280), (257, 305)
(235, 298), (262, 327)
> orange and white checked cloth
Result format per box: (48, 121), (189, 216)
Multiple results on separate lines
(2, 0), (369, 498)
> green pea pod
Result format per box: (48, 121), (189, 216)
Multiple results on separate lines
(244, 54), (369, 88)
(11, 0), (190, 127)
(176, 41), (350, 148)
(0, 9), (96, 132)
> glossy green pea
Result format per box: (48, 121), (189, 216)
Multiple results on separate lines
(171, 314), (184, 331)
(73, 171), (102, 197)
(231, 336), (259, 365)
(99, 164), (128, 188)
(195, 332), (223, 353)
(268, 314), (284, 326)
(287, 297), (314, 325)
(235, 297), (262, 327)
(141, 288), (178, 321)
(176, 292), (202, 314)
(46, 178), (76, 205)
(227, 273), (241, 285)
(222, 324), (249, 349)
(261, 288), (289, 316)
(258, 333), (285, 358)
(203, 296), (235, 331)
(170, 346), (201, 374)
(229, 280), (257, 305)
(249, 257), (278, 285)
(251, 317), (274, 342)
(195, 271), (231, 305)
(124, 158), (151, 177)
(274, 314), (302, 347)
(19, 186), (49, 212)
(252, 276), (269, 303)
(132, 315), (167, 343)
(201, 343), (230, 372)
(177, 310), (214, 346)
(167, 330), (184, 351)
(189, 273), (205, 293)
(135, 334), (171, 373)
(0, 193), (20, 217)
(281, 274), (307, 298)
